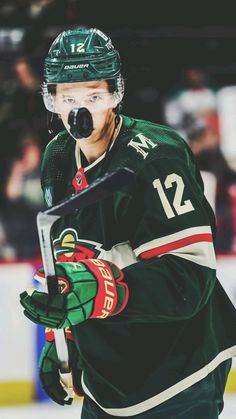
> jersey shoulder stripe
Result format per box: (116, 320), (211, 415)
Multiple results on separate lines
(134, 226), (216, 269)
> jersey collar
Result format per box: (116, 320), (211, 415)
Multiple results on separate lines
(74, 116), (123, 172)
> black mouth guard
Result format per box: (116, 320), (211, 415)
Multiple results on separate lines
(68, 107), (93, 138)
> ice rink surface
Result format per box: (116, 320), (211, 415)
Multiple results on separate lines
(0, 395), (236, 419)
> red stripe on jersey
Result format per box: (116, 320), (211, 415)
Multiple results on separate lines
(139, 233), (213, 260)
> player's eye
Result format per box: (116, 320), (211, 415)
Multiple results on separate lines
(87, 95), (102, 103)
(63, 97), (76, 104)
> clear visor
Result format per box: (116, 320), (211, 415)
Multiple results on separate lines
(42, 84), (122, 114)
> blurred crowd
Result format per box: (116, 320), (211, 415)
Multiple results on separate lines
(1, 1), (236, 260)
(0, 56), (50, 260)
(163, 66), (236, 253)
(0, 0), (80, 260)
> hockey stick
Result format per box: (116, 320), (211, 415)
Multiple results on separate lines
(36, 167), (135, 400)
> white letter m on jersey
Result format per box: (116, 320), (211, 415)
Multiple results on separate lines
(128, 133), (158, 159)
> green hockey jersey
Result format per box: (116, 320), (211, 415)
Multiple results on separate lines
(41, 115), (236, 416)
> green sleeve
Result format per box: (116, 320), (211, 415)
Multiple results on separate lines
(120, 155), (217, 323)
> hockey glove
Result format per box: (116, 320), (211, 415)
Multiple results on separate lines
(20, 259), (129, 328)
(39, 327), (83, 405)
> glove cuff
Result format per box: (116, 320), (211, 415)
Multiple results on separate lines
(81, 259), (118, 319)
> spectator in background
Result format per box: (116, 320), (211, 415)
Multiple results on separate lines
(184, 113), (236, 253)
(23, 0), (81, 55)
(0, 0), (80, 27)
(0, 0), (29, 26)
(2, 131), (44, 259)
(10, 56), (48, 147)
(163, 66), (219, 139)
(0, 56), (48, 158)
(0, 221), (15, 261)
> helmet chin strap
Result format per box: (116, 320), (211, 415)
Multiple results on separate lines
(68, 107), (93, 139)
(47, 111), (57, 135)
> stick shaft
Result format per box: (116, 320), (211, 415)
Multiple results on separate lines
(37, 212), (70, 371)
(44, 168), (135, 216)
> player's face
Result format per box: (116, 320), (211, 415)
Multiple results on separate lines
(55, 80), (117, 140)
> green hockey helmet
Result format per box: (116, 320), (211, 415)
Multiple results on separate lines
(43, 27), (124, 113)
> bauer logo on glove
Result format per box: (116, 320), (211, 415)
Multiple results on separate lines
(20, 259), (129, 329)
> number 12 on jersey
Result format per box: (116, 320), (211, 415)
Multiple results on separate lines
(153, 173), (194, 219)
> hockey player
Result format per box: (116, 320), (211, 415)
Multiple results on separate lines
(20, 27), (236, 418)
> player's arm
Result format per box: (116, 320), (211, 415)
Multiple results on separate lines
(20, 152), (215, 327)
(20, 140), (129, 328)
(119, 155), (217, 322)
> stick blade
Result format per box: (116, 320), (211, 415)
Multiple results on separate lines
(44, 167), (135, 217)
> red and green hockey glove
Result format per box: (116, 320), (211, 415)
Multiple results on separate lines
(39, 327), (83, 405)
(20, 259), (129, 328)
